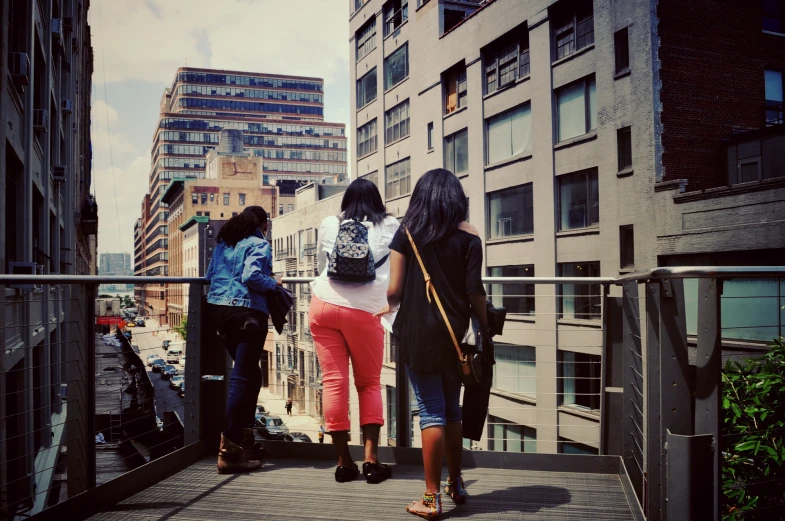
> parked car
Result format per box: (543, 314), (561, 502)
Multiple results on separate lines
(166, 348), (183, 364)
(162, 365), (178, 379)
(179, 382), (185, 398)
(162, 340), (171, 349)
(135, 318), (145, 327)
(284, 432), (312, 443)
(255, 414), (289, 440)
(146, 354), (161, 367)
(169, 375), (184, 390)
(151, 359), (166, 373)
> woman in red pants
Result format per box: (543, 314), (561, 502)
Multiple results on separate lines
(310, 178), (399, 484)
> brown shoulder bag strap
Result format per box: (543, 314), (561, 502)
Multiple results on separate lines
(404, 229), (467, 366)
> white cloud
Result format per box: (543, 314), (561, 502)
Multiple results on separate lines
(95, 155), (151, 255)
(92, 99), (119, 128)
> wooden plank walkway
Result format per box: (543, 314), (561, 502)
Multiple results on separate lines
(88, 456), (636, 520)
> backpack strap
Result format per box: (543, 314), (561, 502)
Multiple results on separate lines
(404, 229), (466, 366)
(374, 253), (390, 269)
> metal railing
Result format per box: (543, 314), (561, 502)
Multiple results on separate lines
(1, 267), (783, 520)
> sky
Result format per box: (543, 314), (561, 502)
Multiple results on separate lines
(89, 0), (351, 256)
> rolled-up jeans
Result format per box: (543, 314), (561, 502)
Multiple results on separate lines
(406, 364), (462, 430)
(211, 305), (268, 445)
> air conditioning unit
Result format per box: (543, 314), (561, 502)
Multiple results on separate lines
(33, 109), (48, 134)
(9, 52), (30, 87)
(53, 165), (66, 183)
(51, 19), (64, 54)
(61, 99), (73, 114)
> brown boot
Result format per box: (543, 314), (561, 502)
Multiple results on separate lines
(241, 427), (269, 462)
(216, 433), (262, 474)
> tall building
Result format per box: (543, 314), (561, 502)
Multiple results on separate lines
(135, 67), (348, 324)
(0, 0), (95, 514)
(346, 0), (785, 454)
(99, 252), (131, 275)
(162, 130), (277, 327)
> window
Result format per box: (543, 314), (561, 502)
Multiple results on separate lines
(444, 9), (466, 33)
(560, 351), (601, 410)
(488, 415), (537, 452)
(489, 265), (534, 315)
(614, 28), (629, 74)
(557, 168), (599, 230)
(486, 104), (532, 164)
(360, 171), (379, 188)
(386, 386), (397, 445)
(552, 0), (594, 60)
(279, 204), (283, 215)
(559, 437), (599, 455)
(763, 0), (785, 33)
(617, 127), (632, 170)
(427, 122), (434, 150)
(223, 193), (230, 205)
(356, 18), (376, 61)
(200, 193), (207, 205)
(485, 30), (530, 94)
(209, 193), (215, 202)
(204, 211), (210, 217)
(384, 44), (409, 90)
(492, 344), (536, 397)
(558, 262), (601, 320)
(620, 225), (634, 268)
(385, 158), (411, 199)
(357, 68), (377, 109)
(383, 0), (408, 37)
(444, 65), (467, 114)
(765, 69), (783, 126)
(232, 212), (238, 217)
(239, 193), (246, 206)
(196, 212), (202, 217)
(488, 184), (533, 239)
(444, 129), (468, 175)
(557, 77), (596, 141)
(385, 100), (410, 142)
(357, 119), (378, 157)
(288, 204), (294, 212)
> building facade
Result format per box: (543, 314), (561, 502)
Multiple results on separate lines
(135, 67), (348, 324)
(343, 0), (785, 454)
(0, 0), (96, 514)
(99, 252), (131, 275)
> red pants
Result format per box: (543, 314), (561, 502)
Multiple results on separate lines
(309, 296), (385, 432)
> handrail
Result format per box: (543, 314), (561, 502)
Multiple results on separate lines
(614, 265), (785, 284)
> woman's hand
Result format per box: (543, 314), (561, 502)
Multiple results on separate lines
(274, 274), (283, 286)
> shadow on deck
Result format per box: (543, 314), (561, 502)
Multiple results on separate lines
(85, 444), (640, 521)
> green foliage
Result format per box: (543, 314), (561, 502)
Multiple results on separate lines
(122, 295), (134, 308)
(722, 337), (785, 520)
(174, 315), (188, 341)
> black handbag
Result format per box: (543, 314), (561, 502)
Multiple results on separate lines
(405, 229), (484, 388)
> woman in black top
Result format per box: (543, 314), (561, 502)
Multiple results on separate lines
(381, 169), (488, 519)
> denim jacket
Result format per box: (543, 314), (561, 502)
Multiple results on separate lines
(205, 230), (276, 315)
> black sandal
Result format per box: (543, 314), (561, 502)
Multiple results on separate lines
(362, 461), (392, 484)
(335, 463), (359, 482)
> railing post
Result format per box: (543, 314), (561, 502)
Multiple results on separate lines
(695, 278), (722, 521)
(621, 282), (644, 503)
(645, 281), (663, 521)
(395, 335), (411, 448)
(85, 283), (96, 489)
(196, 291), (229, 453)
(599, 284), (624, 456)
(183, 282), (201, 446)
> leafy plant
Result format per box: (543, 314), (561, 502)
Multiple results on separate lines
(722, 337), (785, 520)
(174, 315), (188, 341)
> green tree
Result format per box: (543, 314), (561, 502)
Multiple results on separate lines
(722, 337), (785, 520)
(174, 315), (188, 341)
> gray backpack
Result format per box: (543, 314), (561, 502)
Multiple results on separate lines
(327, 219), (388, 283)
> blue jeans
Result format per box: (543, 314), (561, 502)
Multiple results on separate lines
(406, 364), (462, 430)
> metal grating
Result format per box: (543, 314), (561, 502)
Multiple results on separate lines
(88, 457), (636, 520)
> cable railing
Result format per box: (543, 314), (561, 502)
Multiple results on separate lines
(1, 267), (783, 520)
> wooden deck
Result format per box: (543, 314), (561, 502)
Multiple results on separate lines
(87, 456), (637, 520)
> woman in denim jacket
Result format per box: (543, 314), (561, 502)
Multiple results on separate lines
(205, 206), (281, 474)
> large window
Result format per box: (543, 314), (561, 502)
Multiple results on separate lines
(383, 0), (408, 37)
(223, 193), (230, 205)
(360, 170), (379, 188)
(493, 344), (536, 398)
(356, 18), (376, 61)
(558, 262), (601, 320)
(384, 44), (409, 90)
(357, 119), (378, 158)
(488, 415), (537, 452)
(489, 265), (534, 315)
(486, 104), (532, 164)
(485, 30), (530, 94)
(444, 65), (467, 114)
(560, 351), (601, 411)
(620, 225), (634, 269)
(558, 168), (599, 231)
(559, 438), (599, 455)
(617, 127), (632, 171)
(444, 129), (468, 175)
(765, 69), (783, 126)
(357, 68), (377, 109)
(385, 100), (410, 143)
(488, 184), (533, 239)
(557, 77), (596, 141)
(614, 27), (630, 74)
(552, 0), (594, 60)
(385, 158), (411, 199)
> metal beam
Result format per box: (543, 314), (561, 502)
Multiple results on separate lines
(645, 282), (663, 521)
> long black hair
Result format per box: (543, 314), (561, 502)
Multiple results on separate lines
(216, 205), (268, 247)
(340, 178), (389, 225)
(401, 169), (468, 244)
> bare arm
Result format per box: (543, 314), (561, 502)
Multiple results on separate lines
(378, 250), (406, 315)
(469, 293), (489, 330)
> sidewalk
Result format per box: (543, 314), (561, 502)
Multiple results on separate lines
(257, 387), (325, 444)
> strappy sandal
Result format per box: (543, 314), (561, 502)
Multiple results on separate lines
(444, 476), (467, 504)
(406, 492), (442, 519)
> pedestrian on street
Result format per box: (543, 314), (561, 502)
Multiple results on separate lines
(205, 206), (282, 474)
(380, 169), (489, 519)
(318, 424), (325, 444)
(310, 178), (397, 485)
(285, 398), (293, 416)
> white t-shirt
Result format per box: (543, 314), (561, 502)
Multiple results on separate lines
(311, 214), (400, 314)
